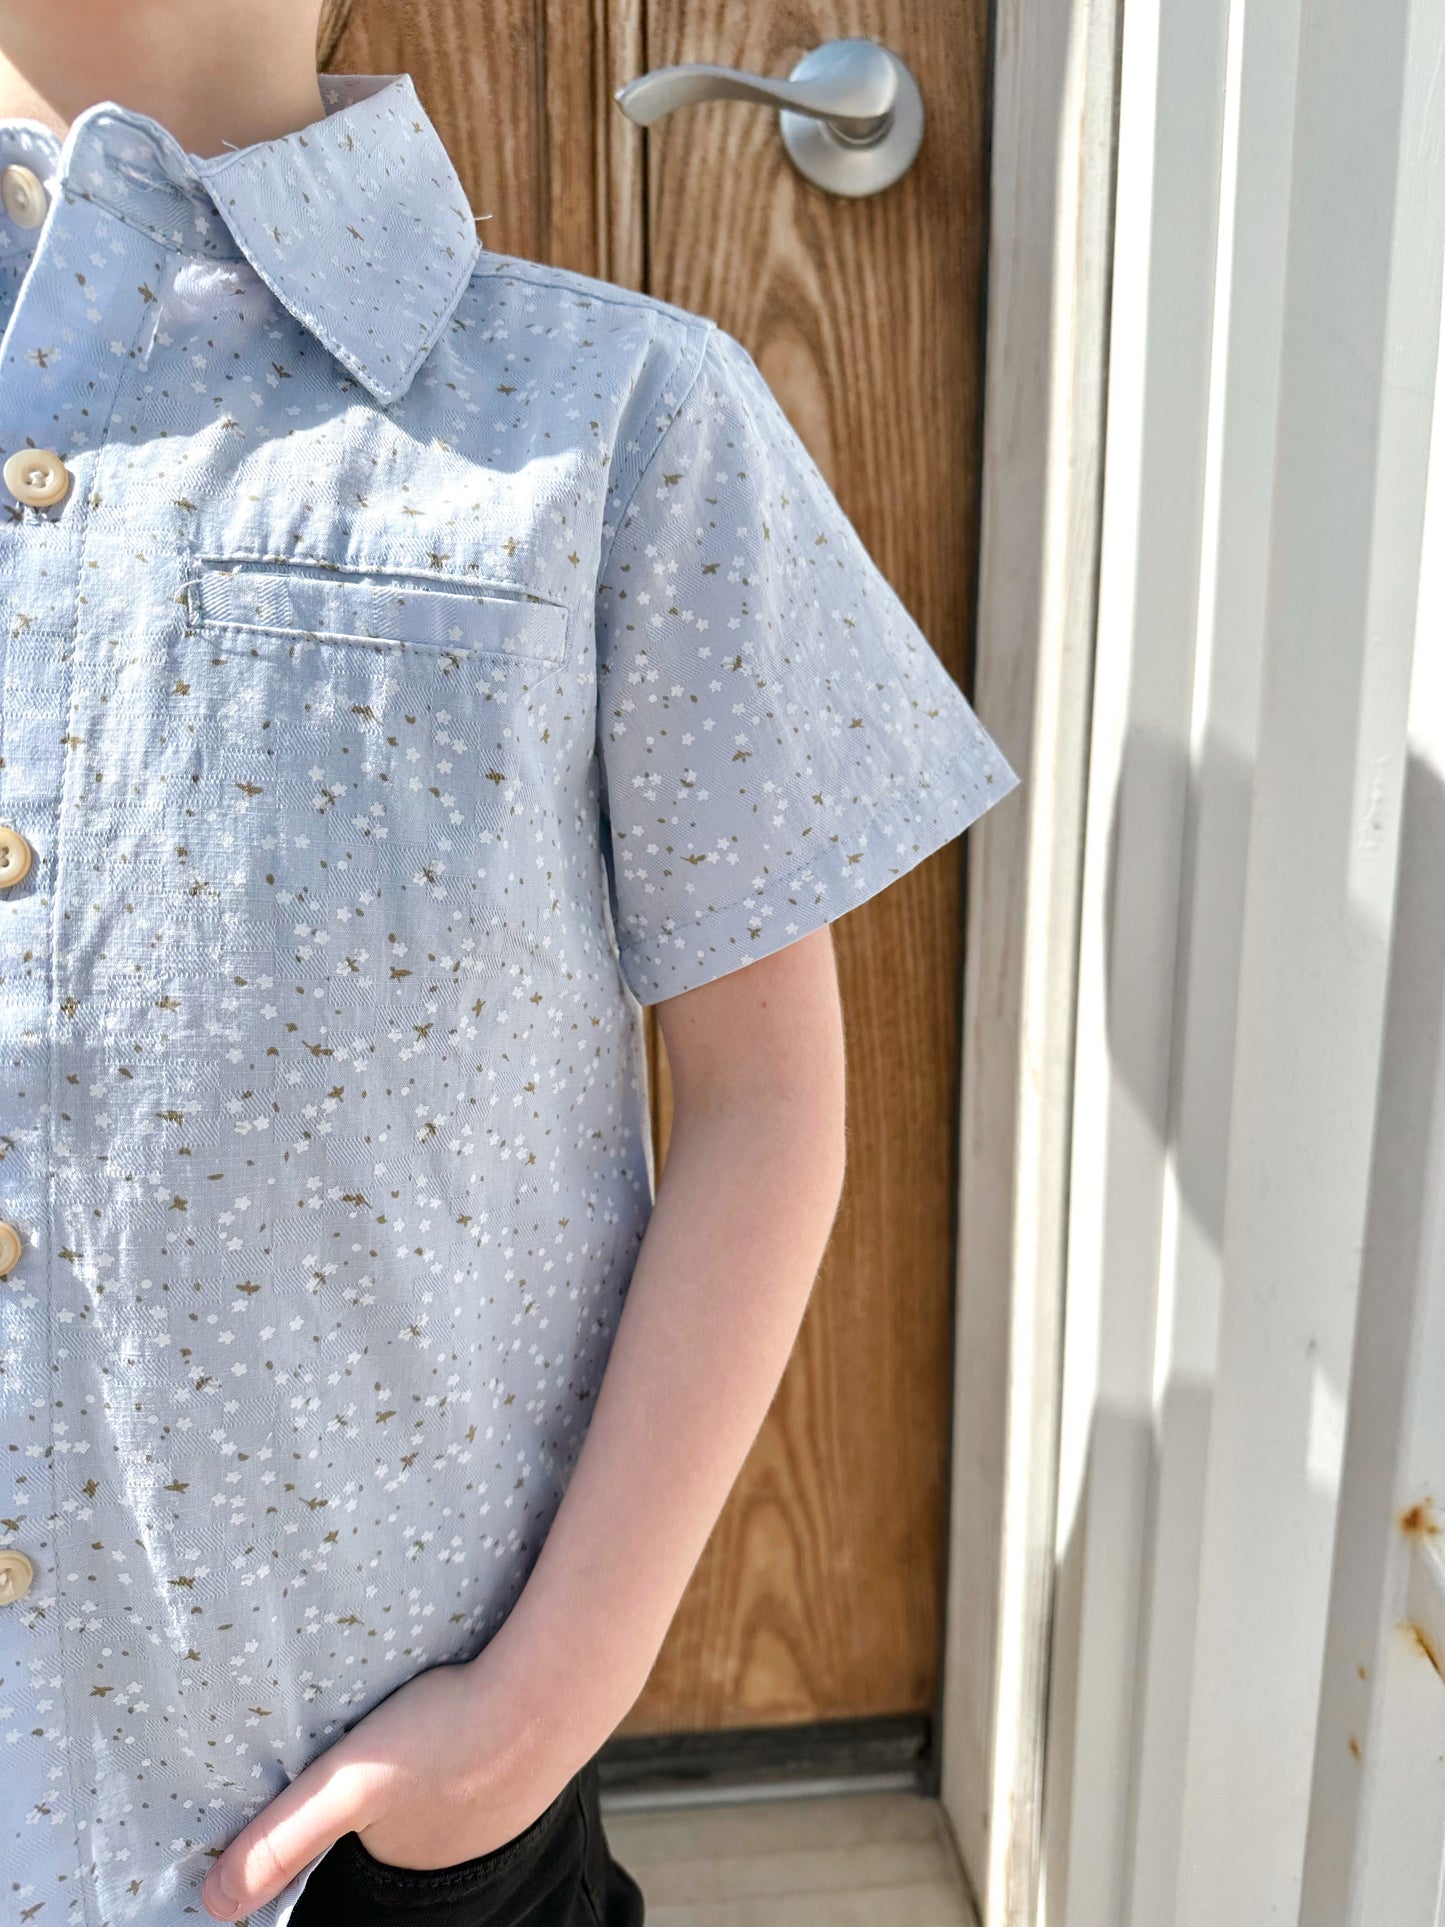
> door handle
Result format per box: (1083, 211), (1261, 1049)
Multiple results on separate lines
(613, 37), (924, 199)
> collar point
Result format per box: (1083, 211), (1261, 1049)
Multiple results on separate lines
(351, 368), (411, 408)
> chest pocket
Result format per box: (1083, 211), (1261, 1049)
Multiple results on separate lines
(182, 552), (570, 666)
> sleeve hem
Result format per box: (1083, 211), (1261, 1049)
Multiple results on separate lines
(617, 745), (1022, 1006)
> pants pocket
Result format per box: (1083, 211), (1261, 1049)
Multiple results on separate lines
(293, 1773), (585, 1927)
(353, 1778), (575, 1884)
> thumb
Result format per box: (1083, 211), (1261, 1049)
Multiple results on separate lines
(201, 1749), (376, 1922)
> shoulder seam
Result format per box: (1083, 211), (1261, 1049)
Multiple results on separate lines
(467, 253), (708, 330)
(597, 317), (717, 584)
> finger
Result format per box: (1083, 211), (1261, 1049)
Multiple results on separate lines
(201, 1751), (376, 1922)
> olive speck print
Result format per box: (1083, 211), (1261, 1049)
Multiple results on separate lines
(0, 69), (1020, 1926)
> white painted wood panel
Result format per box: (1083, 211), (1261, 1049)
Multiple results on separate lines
(1297, 228), (1445, 1927)
(951, 0), (1445, 1918)
(1040, 0), (1235, 1913)
(1172, 0), (1442, 1893)
(942, 0), (1118, 1914)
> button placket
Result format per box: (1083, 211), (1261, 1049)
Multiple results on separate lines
(0, 169), (161, 1913)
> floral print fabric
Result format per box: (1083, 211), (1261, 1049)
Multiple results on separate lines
(0, 70), (1020, 1927)
(597, 321), (1018, 999)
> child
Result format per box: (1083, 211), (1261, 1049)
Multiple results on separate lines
(0, 9), (1021, 1925)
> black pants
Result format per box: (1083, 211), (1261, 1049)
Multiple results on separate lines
(289, 1755), (644, 1927)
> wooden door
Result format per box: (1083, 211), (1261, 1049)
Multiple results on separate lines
(321, 0), (990, 1758)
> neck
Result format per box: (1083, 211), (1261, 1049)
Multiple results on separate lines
(0, 2), (325, 158)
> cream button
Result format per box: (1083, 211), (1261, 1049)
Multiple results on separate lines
(0, 162), (47, 230)
(0, 824), (32, 888)
(0, 1550), (34, 1604)
(2, 446), (69, 507)
(0, 1220), (21, 1279)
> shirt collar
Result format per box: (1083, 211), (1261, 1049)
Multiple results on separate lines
(0, 73), (482, 406)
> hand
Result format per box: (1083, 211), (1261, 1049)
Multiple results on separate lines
(200, 1645), (583, 1922)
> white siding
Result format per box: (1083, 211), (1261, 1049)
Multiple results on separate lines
(953, 0), (1445, 1918)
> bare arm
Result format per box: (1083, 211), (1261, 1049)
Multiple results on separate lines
(486, 921), (850, 1753)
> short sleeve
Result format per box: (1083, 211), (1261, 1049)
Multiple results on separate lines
(594, 322), (1022, 1006)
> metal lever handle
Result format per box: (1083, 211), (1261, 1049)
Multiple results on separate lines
(613, 38), (925, 199)
(614, 40), (897, 143)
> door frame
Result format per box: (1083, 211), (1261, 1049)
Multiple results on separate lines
(946, 0), (1445, 1922)
(938, 0), (1121, 1917)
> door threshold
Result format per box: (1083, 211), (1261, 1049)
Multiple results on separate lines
(600, 1769), (919, 1813)
(597, 1712), (932, 1800)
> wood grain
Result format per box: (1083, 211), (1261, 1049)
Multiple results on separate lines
(627, 0), (990, 1732)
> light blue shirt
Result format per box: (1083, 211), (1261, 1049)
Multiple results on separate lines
(0, 70), (1020, 1924)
